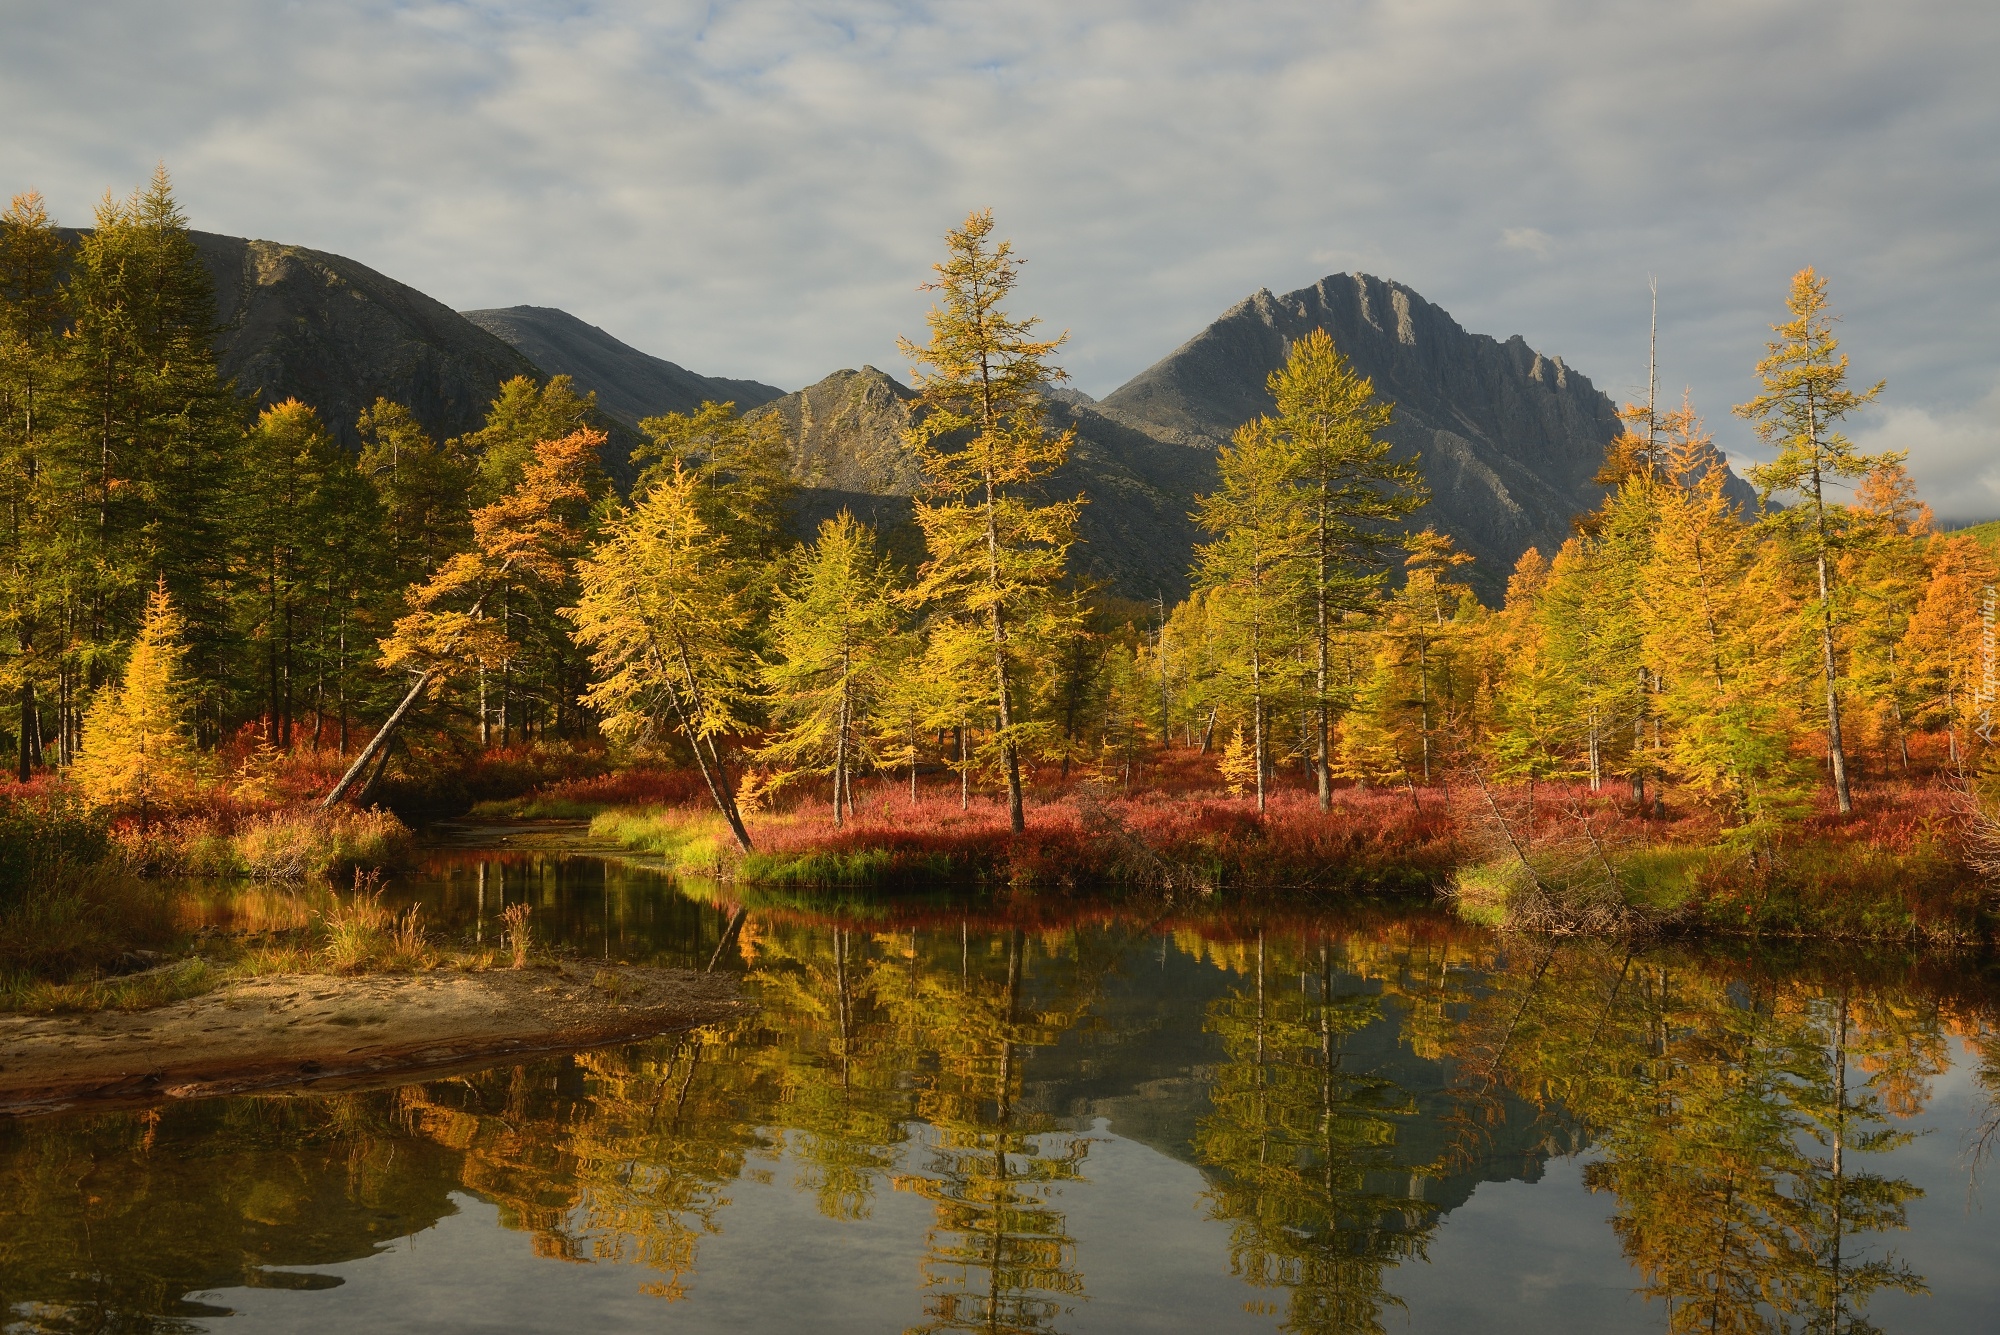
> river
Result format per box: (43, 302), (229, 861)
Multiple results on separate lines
(5, 845), (1999, 1333)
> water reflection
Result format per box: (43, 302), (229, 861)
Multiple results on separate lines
(4, 852), (1999, 1334)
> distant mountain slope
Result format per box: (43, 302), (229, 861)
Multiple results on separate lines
(748, 367), (1221, 599)
(191, 232), (537, 446)
(462, 306), (784, 426)
(1099, 272), (1736, 602)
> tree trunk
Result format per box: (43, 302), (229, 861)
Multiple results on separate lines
(1819, 550), (1853, 813)
(17, 679), (35, 782)
(323, 670), (432, 809)
(1251, 643), (1267, 815)
(1314, 507), (1331, 810)
(833, 674), (849, 830)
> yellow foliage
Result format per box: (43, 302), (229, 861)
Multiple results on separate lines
(71, 582), (204, 815)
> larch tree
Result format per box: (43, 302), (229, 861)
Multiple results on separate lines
(1900, 533), (2000, 766)
(635, 400), (797, 567)
(758, 512), (904, 826)
(564, 465), (759, 851)
(898, 209), (1080, 834)
(459, 374), (604, 504)
(1380, 530), (1476, 785)
(1842, 462), (1933, 771)
(1193, 418), (1303, 813)
(72, 580), (203, 826)
(1735, 268), (1889, 815)
(1643, 412), (1812, 850)
(1487, 548), (1575, 791)
(0, 191), (71, 779)
(1262, 328), (1426, 809)
(235, 400), (353, 749)
(357, 397), (474, 589)
(325, 429), (599, 806)
(57, 168), (239, 743)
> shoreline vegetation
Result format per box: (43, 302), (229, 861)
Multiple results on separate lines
(5, 177), (2000, 1014)
(503, 759), (1990, 945)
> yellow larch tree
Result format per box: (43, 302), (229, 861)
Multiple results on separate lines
(73, 580), (203, 824)
(1643, 408), (1812, 849)
(1735, 267), (1889, 814)
(1261, 327), (1426, 808)
(898, 209), (1080, 834)
(564, 466), (758, 852)
(757, 512), (905, 826)
(1900, 533), (1999, 768)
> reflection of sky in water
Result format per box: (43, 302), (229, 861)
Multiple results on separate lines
(11, 850), (2000, 1334)
(212, 1132), (1291, 1334)
(198, 1085), (2000, 1335)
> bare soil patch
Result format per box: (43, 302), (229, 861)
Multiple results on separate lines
(0, 963), (743, 1117)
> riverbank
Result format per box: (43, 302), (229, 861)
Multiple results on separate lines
(567, 772), (1997, 944)
(0, 962), (743, 1116)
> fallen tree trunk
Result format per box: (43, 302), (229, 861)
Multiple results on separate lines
(322, 670), (432, 810)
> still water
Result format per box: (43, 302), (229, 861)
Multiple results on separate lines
(6, 848), (2000, 1334)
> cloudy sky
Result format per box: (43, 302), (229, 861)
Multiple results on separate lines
(6, 0), (1997, 514)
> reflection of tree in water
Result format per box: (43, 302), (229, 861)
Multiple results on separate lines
(8, 906), (1993, 1335)
(881, 927), (1111, 1335)
(739, 922), (914, 1221)
(1193, 931), (1445, 1335)
(1443, 946), (1933, 1334)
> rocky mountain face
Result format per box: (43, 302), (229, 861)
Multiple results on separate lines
(192, 232), (536, 446)
(743, 367), (1217, 597)
(745, 275), (1708, 603)
(185, 231), (1733, 605)
(461, 306), (784, 426)
(1099, 273), (1720, 602)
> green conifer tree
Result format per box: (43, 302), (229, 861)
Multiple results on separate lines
(0, 191), (71, 778)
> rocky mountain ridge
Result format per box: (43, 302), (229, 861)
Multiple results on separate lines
(191, 231), (537, 447)
(181, 230), (1721, 604)
(462, 305), (783, 425)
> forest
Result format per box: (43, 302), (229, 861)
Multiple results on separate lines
(3, 169), (1999, 957)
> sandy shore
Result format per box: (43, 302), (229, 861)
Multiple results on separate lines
(0, 963), (744, 1117)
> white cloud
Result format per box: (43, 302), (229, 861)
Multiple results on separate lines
(1500, 228), (1554, 261)
(1854, 383), (2000, 521)
(1, 0), (1995, 517)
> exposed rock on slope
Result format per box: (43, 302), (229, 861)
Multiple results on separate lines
(192, 232), (537, 446)
(748, 368), (1213, 597)
(462, 305), (784, 425)
(1099, 273), (1729, 602)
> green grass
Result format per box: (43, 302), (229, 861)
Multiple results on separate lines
(737, 847), (905, 888)
(590, 807), (734, 875)
(0, 957), (219, 1014)
(1946, 518), (2000, 550)
(1612, 846), (1717, 912)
